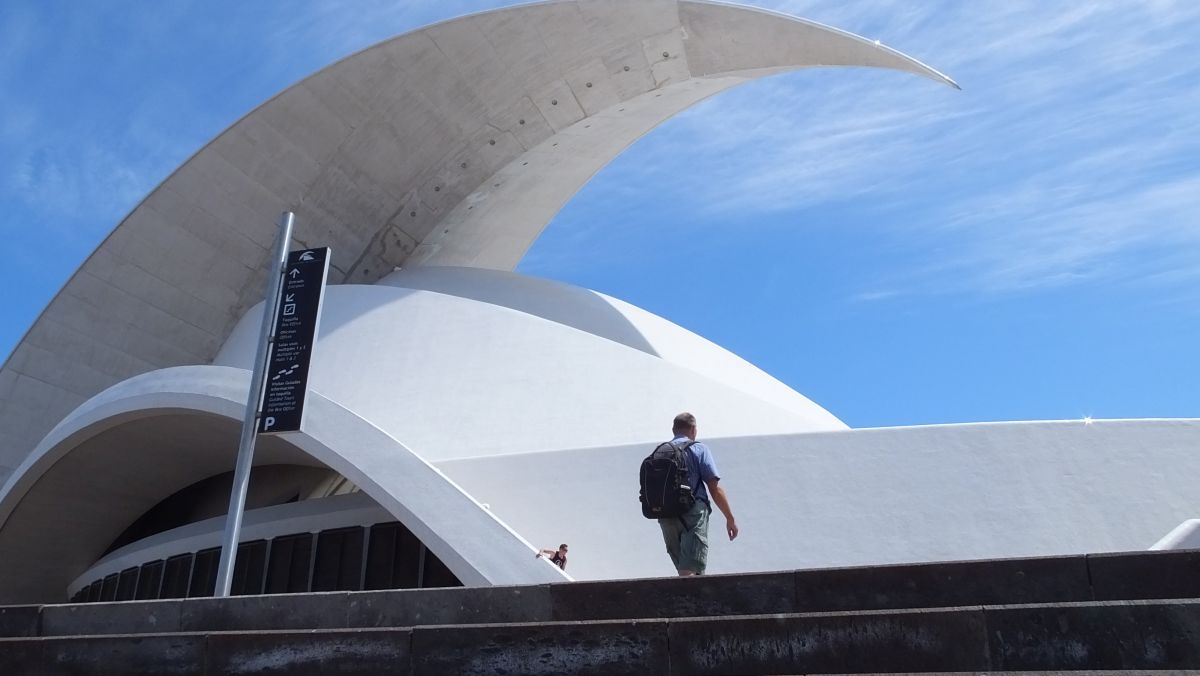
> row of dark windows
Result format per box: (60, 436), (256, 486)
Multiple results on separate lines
(70, 520), (461, 603)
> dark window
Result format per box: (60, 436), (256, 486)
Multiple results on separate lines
(86, 580), (103, 603)
(99, 574), (120, 602)
(313, 527), (365, 592)
(364, 521), (421, 590)
(135, 560), (164, 600)
(115, 567), (139, 601)
(101, 465), (342, 556)
(231, 540), (268, 596)
(265, 533), (313, 594)
(160, 554), (194, 599)
(422, 547), (458, 590)
(188, 548), (220, 598)
(422, 547), (462, 589)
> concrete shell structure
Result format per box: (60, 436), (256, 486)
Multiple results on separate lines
(2, 0), (1196, 606)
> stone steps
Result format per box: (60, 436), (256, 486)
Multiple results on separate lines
(3, 599), (1200, 674)
(2, 549), (1199, 674)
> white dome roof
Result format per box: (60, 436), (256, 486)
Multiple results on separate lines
(215, 267), (844, 461)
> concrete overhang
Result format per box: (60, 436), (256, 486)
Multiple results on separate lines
(0, 0), (956, 505)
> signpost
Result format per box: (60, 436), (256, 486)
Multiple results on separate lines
(213, 212), (331, 597)
(259, 247), (331, 434)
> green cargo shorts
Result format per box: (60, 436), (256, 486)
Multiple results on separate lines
(658, 498), (710, 574)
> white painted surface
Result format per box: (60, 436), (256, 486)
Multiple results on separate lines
(438, 419), (1200, 580)
(214, 268), (844, 461)
(1150, 519), (1200, 550)
(0, 366), (568, 603)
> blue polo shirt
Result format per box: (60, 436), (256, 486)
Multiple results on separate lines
(671, 436), (720, 507)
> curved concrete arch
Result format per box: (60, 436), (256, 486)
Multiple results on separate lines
(0, 0), (956, 487)
(0, 365), (567, 603)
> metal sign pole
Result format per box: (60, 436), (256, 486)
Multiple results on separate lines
(214, 211), (294, 597)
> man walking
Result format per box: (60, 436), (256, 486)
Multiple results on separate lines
(657, 412), (738, 576)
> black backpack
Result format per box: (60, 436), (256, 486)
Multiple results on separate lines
(639, 440), (696, 519)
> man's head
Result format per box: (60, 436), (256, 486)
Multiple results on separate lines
(558, 544), (568, 553)
(672, 412), (697, 440)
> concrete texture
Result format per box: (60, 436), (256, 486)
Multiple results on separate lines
(552, 571), (797, 621)
(791, 554), (1094, 612)
(986, 600), (1200, 671)
(12, 601), (1200, 674)
(205, 629), (410, 675)
(344, 584), (553, 629)
(668, 607), (990, 675)
(18, 550), (1200, 641)
(10, 547), (1200, 676)
(0, 638), (42, 675)
(41, 633), (206, 676)
(41, 599), (182, 637)
(0, 605), (39, 638)
(411, 619), (670, 676)
(1089, 549), (1200, 601)
(180, 592), (356, 633)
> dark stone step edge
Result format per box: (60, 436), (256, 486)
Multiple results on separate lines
(4, 599), (1200, 675)
(5, 548), (1198, 639)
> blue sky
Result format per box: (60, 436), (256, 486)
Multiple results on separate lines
(1, 0), (1197, 428)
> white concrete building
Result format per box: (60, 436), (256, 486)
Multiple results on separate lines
(1, 0), (1196, 606)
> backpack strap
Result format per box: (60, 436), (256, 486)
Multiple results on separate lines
(670, 439), (696, 457)
(673, 440), (696, 529)
(670, 439), (697, 485)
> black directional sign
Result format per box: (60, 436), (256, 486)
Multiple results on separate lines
(258, 247), (331, 434)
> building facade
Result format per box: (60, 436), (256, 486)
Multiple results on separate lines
(1, 0), (1196, 606)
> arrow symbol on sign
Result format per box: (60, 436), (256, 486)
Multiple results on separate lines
(289, 268), (300, 279)
(285, 294), (295, 302)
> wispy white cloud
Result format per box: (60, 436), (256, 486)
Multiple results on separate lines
(552, 0), (1200, 301)
(4, 0), (1198, 305)
(852, 289), (904, 303)
(0, 0), (511, 246)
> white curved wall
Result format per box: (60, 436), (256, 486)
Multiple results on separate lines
(0, 365), (568, 602)
(215, 268), (844, 461)
(438, 419), (1200, 581)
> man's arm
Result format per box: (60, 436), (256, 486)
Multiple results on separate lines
(704, 477), (738, 541)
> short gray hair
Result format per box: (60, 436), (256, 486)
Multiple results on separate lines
(672, 412), (697, 435)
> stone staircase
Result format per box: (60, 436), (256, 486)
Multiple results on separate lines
(2, 549), (1200, 674)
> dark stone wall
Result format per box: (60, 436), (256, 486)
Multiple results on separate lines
(5, 550), (1200, 674)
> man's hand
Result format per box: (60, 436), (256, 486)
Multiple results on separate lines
(705, 478), (738, 541)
